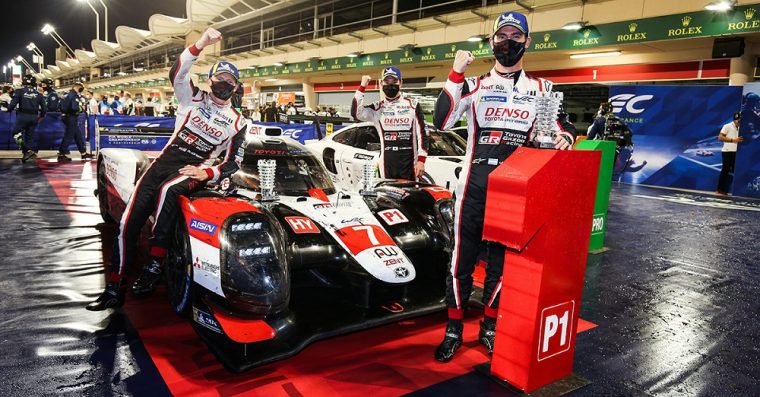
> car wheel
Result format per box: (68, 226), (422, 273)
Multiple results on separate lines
(166, 217), (193, 317)
(96, 160), (116, 224)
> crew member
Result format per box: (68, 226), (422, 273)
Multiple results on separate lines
(432, 10), (574, 362)
(40, 79), (61, 113)
(57, 82), (93, 161)
(7, 75), (46, 163)
(352, 67), (428, 181)
(87, 27), (248, 310)
(716, 111), (743, 195)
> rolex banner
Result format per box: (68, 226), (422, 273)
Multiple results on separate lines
(734, 83), (760, 198)
(608, 85), (742, 191)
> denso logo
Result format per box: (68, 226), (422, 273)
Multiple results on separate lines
(610, 94), (653, 115)
(383, 117), (411, 124)
(191, 115), (224, 137)
(484, 108), (530, 119)
(190, 219), (218, 235)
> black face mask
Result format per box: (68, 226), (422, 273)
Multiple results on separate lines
(77, 87), (84, 94)
(492, 39), (526, 68)
(382, 84), (400, 99)
(211, 80), (236, 101)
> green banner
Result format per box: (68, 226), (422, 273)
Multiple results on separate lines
(574, 139), (616, 253)
(106, 4), (760, 90)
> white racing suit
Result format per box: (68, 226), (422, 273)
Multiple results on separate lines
(433, 68), (574, 319)
(351, 88), (428, 180)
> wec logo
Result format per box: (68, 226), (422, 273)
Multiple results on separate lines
(610, 94), (653, 115)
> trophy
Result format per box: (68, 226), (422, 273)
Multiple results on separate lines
(257, 159), (279, 201)
(360, 160), (377, 197)
(532, 90), (564, 149)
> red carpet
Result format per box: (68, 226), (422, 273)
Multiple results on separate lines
(41, 160), (597, 397)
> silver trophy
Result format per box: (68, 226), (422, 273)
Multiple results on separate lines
(360, 160), (377, 197)
(257, 159), (279, 201)
(533, 91), (564, 149)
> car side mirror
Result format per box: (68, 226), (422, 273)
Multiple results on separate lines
(366, 143), (381, 152)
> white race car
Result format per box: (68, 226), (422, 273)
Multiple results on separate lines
(305, 122), (466, 192)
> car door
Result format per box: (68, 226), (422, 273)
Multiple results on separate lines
(325, 127), (356, 189)
(339, 125), (381, 187)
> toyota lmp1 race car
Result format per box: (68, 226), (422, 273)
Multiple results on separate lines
(96, 135), (455, 371)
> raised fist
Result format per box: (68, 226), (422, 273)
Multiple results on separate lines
(196, 28), (223, 50)
(361, 75), (372, 87)
(453, 50), (474, 74)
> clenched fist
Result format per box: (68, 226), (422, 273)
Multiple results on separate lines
(360, 75), (372, 87)
(453, 50), (474, 74)
(196, 28), (223, 51)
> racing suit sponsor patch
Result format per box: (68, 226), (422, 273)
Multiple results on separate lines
(193, 307), (223, 334)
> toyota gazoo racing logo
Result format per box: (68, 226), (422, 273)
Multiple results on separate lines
(610, 93), (653, 114)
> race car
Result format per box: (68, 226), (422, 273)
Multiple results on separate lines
(305, 121), (466, 192)
(95, 135), (455, 371)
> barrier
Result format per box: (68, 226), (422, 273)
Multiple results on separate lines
(574, 140), (616, 253)
(482, 147), (599, 393)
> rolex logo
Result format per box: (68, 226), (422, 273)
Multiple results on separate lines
(404, 50), (409, 57)
(544, 33), (551, 42)
(478, 41), (484, 49)
(583, 29), (591, 38)
(334, 59), (339, 64)
(384, 53), (389, 59)
(745, 8), (756, 20)
(682, 16), (692, 27)
(451, 44), (456, 52)
(426, 47), (432, 55)
(307, 63), (311, 68)
(629, 23), (638, 33)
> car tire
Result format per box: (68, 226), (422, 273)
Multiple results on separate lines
(96, 160), (117, 224)
(166, 216), (194, 317)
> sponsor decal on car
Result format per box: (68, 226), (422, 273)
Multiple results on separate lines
(354, 153), (375, 161)
(190, 219), (218, 235)
(193, 307), (223, 334)
(394, 267), (410, 278)
(378, 209), (409, 225)
(193, 256), (220, 275)
(285, 216), (321, 234)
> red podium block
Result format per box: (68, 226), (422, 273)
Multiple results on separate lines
(482, 147), (600, 393)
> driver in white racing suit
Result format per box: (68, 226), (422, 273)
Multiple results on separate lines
(87, 28), (248, 311)
(351, 66), (428, 181)
(432, 11), (575, 361)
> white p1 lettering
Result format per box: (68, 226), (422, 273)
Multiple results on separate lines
(537, 301), (574, 361)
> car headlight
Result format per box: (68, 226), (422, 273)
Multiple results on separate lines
(436, 199), (455, 242)
(220, 213), (289, 316)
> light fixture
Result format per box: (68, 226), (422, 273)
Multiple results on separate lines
(272, 62), (284, 67)
(467, 34), (488, 42)
(570, 51), (622, 59)
(346, 51), (362, 58)
(705, 0), (736, 11)
(562, 21), (587, 31)
(15, 56), (23, 62)
(41, 24), (55, 35)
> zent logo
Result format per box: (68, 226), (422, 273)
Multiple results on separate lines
(378, 209), (409, 225)
(190, 219), (217, 235)
(610, 94), (653, 114)
(537, 301), (575, 361)
(285, 217), (320, 234)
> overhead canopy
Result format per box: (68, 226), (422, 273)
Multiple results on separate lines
(115, 26), (156, 50)
(148, 14), (191, 38)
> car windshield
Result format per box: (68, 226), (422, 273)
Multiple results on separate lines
(428, 129), (466, 156)
(234, 154), (336, 196)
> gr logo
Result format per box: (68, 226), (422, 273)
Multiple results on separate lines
(609, 93), (653, 114)
(537, 301), (575, 361)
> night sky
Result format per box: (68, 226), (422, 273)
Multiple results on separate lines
(1, 0), (186, 76)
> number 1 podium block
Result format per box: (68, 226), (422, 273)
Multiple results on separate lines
(482, 147), (600, 393)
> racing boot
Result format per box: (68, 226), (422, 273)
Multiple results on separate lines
(86, 280), (126, 311)
(80, 152), (94, 160)
(21, 151), (35, 163)
(434, 322), (463, 363)
(57, 153), (72, 162)
(131, 258), (163, 297)
(478, 319), (497, 355)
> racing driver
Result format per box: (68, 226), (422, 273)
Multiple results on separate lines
(432, 11), (575, 361)
(87, 27), (248, 311)
(351, 67), (428, 181)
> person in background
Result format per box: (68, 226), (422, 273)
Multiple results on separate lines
(716, 111), (744, 195)
(251, 105), (262, 121)
(122, 93), (135, 115)
(0, 86), (12, 111)
(40, 79), (61, 113)
(265, 102), (277, 122)
(286, 101), (297, 116)
(109, 95), (121, 114)
(100, 96), (111, 115)
(57, 82), (93, 162)
(7, 74), (47, 162)
(87, 91), (99, 115)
